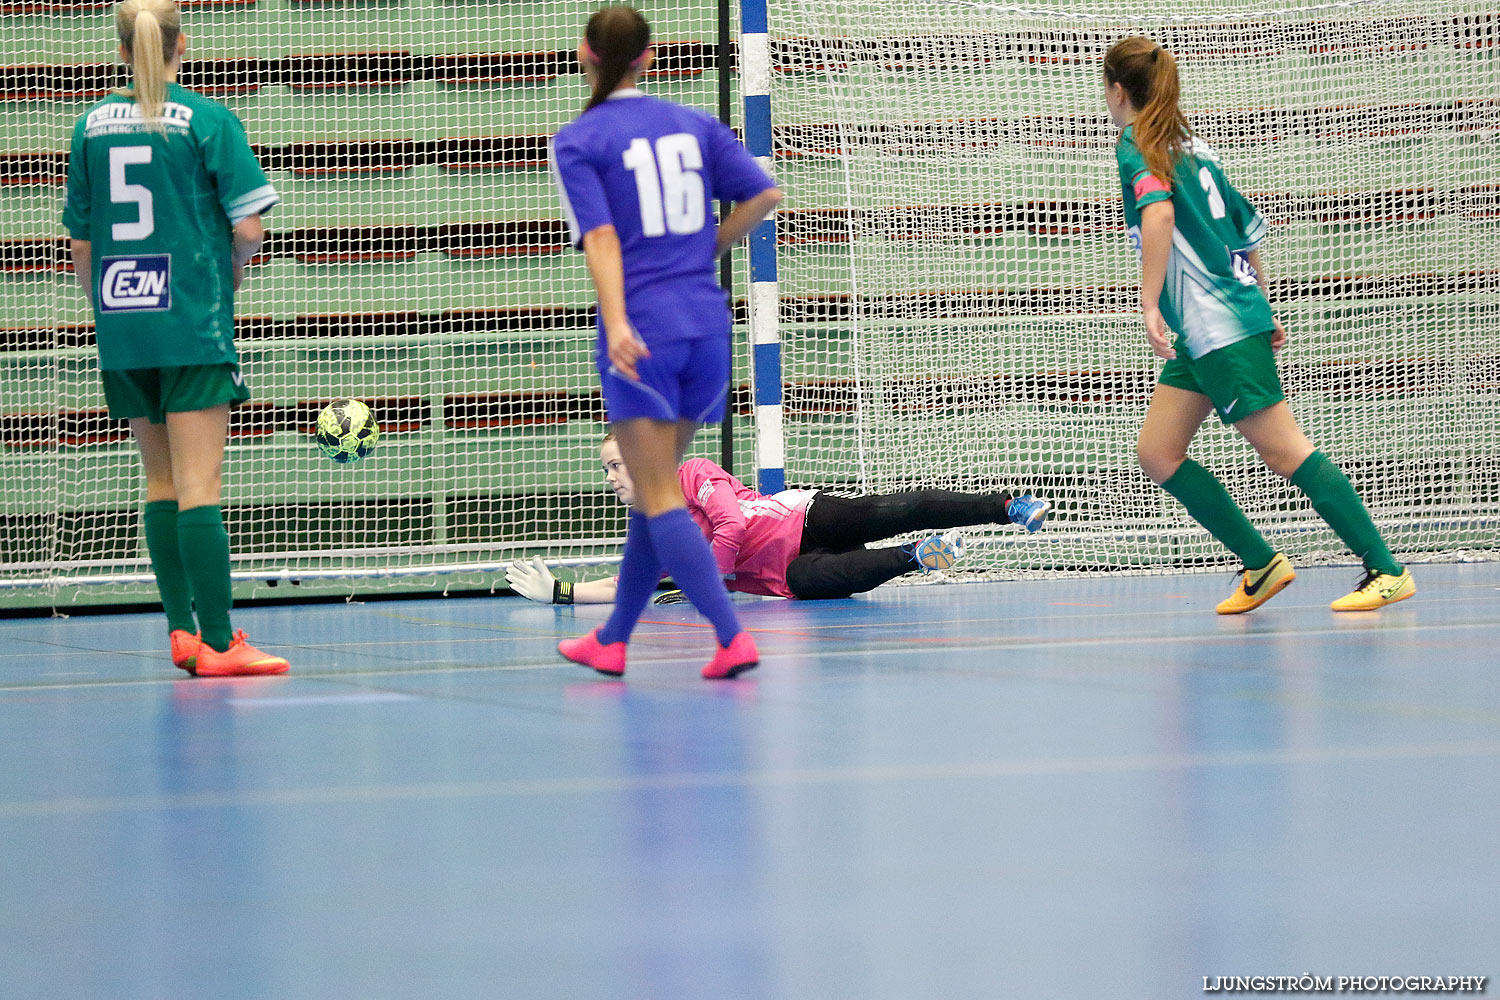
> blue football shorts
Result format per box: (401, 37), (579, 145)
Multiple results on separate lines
(597, 335), (730, 424)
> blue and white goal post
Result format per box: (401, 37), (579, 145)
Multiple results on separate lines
(739, 0), (784, 495)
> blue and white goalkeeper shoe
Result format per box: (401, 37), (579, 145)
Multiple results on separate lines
(911, 531), (964, 572)
(1006, 494), (1051, 533)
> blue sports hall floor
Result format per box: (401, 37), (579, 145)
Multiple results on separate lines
(2, 562), (1497, 1000)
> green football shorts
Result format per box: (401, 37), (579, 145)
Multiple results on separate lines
(101, 363), (251, 423)
(1158, 329), (1283, 425)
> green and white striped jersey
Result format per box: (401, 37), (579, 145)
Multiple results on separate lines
(63, 83), (277, 371)
(1116, 126), (1273, 359)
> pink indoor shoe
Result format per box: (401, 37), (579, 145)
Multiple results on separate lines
(558, 628), (627, 677)
(702, 632), (759, 680)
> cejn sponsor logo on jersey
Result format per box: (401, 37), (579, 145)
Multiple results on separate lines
(99, 254), (171, 313)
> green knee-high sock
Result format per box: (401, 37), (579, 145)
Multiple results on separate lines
(1290, 451), (1401, 576)
(143, 500), (195, 634)
(177, 505), (234, 653)
(1160, 459), (1277, 570)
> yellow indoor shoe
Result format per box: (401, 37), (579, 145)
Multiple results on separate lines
(1330, 567), (1415, 612)
(1216, 552), (1295, 615)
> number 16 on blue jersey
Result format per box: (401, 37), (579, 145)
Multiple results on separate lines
(624, 134), (706, 236)
(550, 90), (775, 345)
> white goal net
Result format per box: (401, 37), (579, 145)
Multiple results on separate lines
(2, 0), (1496, 609)
(766, 0), (1500, 573)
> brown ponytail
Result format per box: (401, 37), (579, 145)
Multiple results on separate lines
(115, 0), (182, 129)
(582, 6), (651, 112)
(1104, 36), (1192, 186)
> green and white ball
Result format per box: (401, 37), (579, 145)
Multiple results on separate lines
(316, 398), (379, 464)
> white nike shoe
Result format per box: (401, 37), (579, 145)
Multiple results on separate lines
(911, 531), (964, 572)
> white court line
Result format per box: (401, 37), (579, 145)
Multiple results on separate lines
(0, 632), (551, 659)
(738, 593), (1500, 631)
(2, 618), (1497, 693)
(4, 738), (1499, 819)
(3, 590), (1496, 659)
(230, 692), (418, 710)
(1, 594), (1483, 662)
(371, 592), (1500, 635)
(2, 586), (1484, 663)
(0, 564), (1492, 636)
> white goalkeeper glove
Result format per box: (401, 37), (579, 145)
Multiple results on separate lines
(506, 556), (575, 604)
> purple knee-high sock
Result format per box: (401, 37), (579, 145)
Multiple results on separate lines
(645, 508), (743, 647)
(596, 511), (661, 647)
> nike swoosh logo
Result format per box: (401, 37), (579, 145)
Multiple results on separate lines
(1224, 397), (1238, 415)
(1243, 562), (1277, 596)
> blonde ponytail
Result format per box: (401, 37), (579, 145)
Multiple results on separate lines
(1103, 36), (1192, 186)
(114, 0), (181, 129)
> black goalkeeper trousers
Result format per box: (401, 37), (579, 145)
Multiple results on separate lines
(784, 489), (1011, 601)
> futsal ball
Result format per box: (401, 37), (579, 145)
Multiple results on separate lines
(315, 398), (379, 463)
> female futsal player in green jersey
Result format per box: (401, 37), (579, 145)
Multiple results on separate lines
(63, 0), (288, 674)
(1105, 36), (1414, 614)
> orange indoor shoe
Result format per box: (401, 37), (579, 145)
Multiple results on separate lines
(169, 629), (202, 673)
(1215, 553), (1295, 615)
(193, 631), (290, 677)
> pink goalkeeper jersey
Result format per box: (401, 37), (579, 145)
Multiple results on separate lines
(679, 458), (815, 598)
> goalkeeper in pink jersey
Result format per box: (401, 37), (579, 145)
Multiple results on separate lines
(506, 436), (1051, 604)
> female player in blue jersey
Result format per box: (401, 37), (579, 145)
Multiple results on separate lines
(63, 0), (288, 675)
(549, 6), (783, 678)
(1105, 36), (1413, 614)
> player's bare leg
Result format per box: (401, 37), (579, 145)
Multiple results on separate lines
(1232, 401), (1314, 480)
(1135, 383), (1213, 486)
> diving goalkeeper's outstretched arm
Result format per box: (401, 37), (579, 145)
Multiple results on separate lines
(506, 556), (618, 605)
